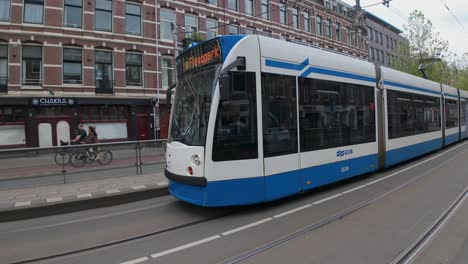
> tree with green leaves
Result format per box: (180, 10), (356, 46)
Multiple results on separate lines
(395, 10), (458, 84)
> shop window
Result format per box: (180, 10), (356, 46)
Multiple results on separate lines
(94, 50), (113, 92)
(299, 78), (376, 151)
(95, 0), (112, 32)
(206, 19), (218, 40)
(24, 0), (43, 24)
(125, 53), (142, 86)
(387, 90), (441, 139)
(161, 56), (174, 89)
(0, 107), (25, 124)
(125, 3), (141, 35)
(228, 24), (239, 35)
(0, 0), (10, 21)
(184, 14), (198, 38)
(64, 0), (82, 28)
(261, 0), (269, 20)
(80, 105), (129, 122)
(63, 48), (82, 84)
(22, 45), (42, 86)
(0, 45), (7, 89)
(262, 73), (298, 157)
(160, 9), (174, 40)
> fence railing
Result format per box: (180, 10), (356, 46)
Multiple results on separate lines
(0, 139), (168, 190)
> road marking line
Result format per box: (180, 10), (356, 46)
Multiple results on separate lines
(15, 201), (31, 207)
(342, 184), (367, 194)
(151, 235), (221, 259)
(76, 193), (92, 199)
(157, 181), (169, 186)
(221, 218), (273, 236)
(105, 189), (120, 194)
(46, 197), (62, 203)
(120, 256), (149, 264)
(313, 193), (342, 205)
(273, 204), (313, 219)
(132, 185), (146, 190)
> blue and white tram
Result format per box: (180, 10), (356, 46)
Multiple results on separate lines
(165, 35), (467, 206)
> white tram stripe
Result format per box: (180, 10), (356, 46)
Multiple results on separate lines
(151, 235), (221, 259)
(221, 218), (273, 236)
(273, 204), (313, 218)
(120, 256), (149, 264)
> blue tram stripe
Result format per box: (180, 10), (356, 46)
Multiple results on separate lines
(384, 81), (441, 96)
(300, 67), (376, 82)
(265, 58), (309, 71)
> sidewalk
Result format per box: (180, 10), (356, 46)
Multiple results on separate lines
(0, 171), (169, 221)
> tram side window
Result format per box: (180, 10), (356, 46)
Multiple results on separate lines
(387, 90), (441, 139)
(262, 73), (298, 157)
(445, 99), (458, 129)
(212, 72), (258, 161)
(298, 77), (376, 152)
(462, 101), (466, 126)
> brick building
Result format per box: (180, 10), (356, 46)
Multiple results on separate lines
(0, 0), (369, 148)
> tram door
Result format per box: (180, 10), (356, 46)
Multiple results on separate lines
(262, 74), (301, 201)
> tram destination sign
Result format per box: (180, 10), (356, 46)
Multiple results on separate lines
(177, 39), (222, 75)
(31, 97), (76, 106)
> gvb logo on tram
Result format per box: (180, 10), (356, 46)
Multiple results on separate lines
(336, 149), (353, 158)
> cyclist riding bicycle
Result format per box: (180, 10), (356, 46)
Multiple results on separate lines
(82, 126), (102, 160)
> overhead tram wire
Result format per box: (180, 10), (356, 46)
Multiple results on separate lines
(438, 0), (468, 37)
(179, 0), (302, 35)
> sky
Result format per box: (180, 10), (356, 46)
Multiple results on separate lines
(340, 0), (468, 57)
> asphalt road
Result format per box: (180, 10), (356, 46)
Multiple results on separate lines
(2, 141), (468, 264)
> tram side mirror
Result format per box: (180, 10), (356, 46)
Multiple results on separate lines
(219, 74), (231, 101)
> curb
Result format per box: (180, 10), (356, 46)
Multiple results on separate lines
(0, 186), (169, 222)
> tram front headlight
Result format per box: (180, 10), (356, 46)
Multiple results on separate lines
(191, 154), (201, 166)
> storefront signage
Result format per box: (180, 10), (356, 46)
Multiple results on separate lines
(177, 39), (222, 75)
(31, 98), (76, 106)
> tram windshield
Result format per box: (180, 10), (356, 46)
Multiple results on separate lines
(169, 39), (223, 146)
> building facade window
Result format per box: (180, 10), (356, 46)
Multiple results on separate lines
(292, 8), (299, 29)
(279, 4), (286, 25)
(374, 30), (378, 43)
(94, 50), (113, 91)
(316, 16), (322, 36)
(228, 24), (239, 35)
(22, 46), (42, 85)
(160, 9), (175, 40)
(125, 3), (141, 35)
(0, 45), (7, 88)
(370, 47), (375, 60)
(161, 56), (174, 88)
(207, 0), (216, 6)
(63, 48), (82, 84)
(379, 32), (383, 45)
(228, 0), (237, 11)
(95, 0), (112, 32)
(245, 0), (254, 16)
(184, 14), (198, 38)
(206, 18), (218, 40)
(303, 12), (310, 32)
(376, 49), (380, 61)
(347, 28), (352, 45)
(244, 27), (255, 35)
(369, 28), (373, 41)
(64, 0), (82, 28)
(336, 23), (341, 41)
(0, 0), (10, 21)
(261, 0), (269, 20)
(326, 19), (332, 38)
(386, 35), (389, 48)
(125, 53), (142, 86)
(24, 0), (44, 24)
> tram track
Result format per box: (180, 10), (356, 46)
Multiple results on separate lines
(224, 150), (467, 264)
(5, 199), (236, 264)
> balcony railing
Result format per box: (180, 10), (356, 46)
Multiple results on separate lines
(95, 79), (115, 94)
(0, 77), (7, 93)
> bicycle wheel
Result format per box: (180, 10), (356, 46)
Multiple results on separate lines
(86, 151), (97, 163)
(97, 151), (113, 165)
(70, 152), (86, 167)
(54, 151), (70, 166)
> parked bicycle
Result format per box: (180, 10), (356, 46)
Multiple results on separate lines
(54, 141), (113, 167)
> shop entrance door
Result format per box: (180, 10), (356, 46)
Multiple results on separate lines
(137, 116), (150, 140)
(38, 123), (53, 147)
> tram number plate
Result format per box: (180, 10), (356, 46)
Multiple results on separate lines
(341, 166), (350, 173)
